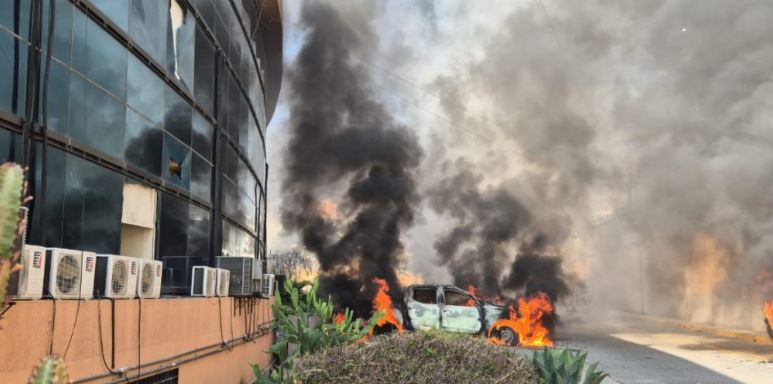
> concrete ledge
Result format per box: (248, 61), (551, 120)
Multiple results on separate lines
(617, 312), (772, 345)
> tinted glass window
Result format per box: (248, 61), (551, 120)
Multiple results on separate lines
(413, 288), (437, 304)
(193, 25), (214, 115)
(127, 55), (164, 125)
(0, 31), (28, 117)
(192, 0), (215, 28)
(81, 160), (123, 254)
(71, 10), (86, 72)
(79, 18), (128, 98)
(85, 82), (125, 158)
(67, 73), (87, 143)
(128, 0), (168, 67)
(0, 0), (31, 40)
(30, 145), (66, 247)
(190, 153), (211, 203)
(0, 129), (22, 163)
(164, 87), (191, 144)
(187, 204), (209, 258)
(222, 220), (255, 257)
(40, 59), (69, 134)
(162, 132), (190, 190)
(90, 0), (129, 31)
(159, 192), (189, 256)
(41, 0), (73, 63)
(445, 290), (472, 306)
(125, 108), (162, 177)
(191, 111), (212, 160)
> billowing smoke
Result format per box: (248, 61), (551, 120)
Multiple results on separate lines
(418, 0), (773, 330)
(429, 159), (571, 303)
(280, 2), (422, 316)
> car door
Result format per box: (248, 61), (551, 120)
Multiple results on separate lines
(406, 286), (441, 330)
(440, 286), (482, 333)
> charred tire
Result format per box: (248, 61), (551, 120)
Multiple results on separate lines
(491, 326), (519, 346)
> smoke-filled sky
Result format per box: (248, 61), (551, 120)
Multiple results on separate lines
(266, 0), (773, 325)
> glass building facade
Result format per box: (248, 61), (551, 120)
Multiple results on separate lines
(0, 0), (282, 294)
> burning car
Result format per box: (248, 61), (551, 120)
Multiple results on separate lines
(388, 284), (553, 347)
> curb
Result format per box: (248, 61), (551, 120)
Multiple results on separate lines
(617, 312), (772, 345)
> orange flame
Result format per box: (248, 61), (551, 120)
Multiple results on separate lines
(764, 301), (773, 333)
(334, 311), (345, 325)
(369, 278), (404, 335)
(487, 292), (554, 347)
(466, 285), (504, 306)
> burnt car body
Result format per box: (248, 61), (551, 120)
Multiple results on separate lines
(397, 284), (506, 335)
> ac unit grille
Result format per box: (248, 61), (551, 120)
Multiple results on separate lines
(57, 255), (80, 294)
(111, 260), (128, 294)
(141, 263), (154, 294)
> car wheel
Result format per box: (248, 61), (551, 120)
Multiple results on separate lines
(492, 326), (519, 346)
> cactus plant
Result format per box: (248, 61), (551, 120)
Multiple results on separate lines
(0, 162), (26, 311)
(28, 355), (69, 384)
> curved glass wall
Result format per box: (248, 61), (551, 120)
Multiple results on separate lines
(0, 0), (273, 294)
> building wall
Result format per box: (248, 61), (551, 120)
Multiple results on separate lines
(0, 0), (282, 294)
(0, 298), (274, 383)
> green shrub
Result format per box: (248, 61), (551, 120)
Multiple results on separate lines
(532, 347), (608, 384)
(253, 279), (381, 384)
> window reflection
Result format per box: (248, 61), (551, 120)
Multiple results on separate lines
(191, 153), (211, 203)
(193, 25), (215, 115)
(90, 0), (129, 31)
(0, 0), (32, 41)
(188, 204), (210, 258)
(164, 87), (192, 144)
(221, 220), (255, 257)
(72, 16), (128, 98)
(0, 31), (29, 117)
(169, 0), (195, 91)
(127, 55), (164, 125)
(128, 0), (168, 68)
(85, 81), (125, 158)
(125, 108), (162, 177)
(39, 59), (69, 134)
(191, 111), (212, 160)
(41, 0), (72, 64)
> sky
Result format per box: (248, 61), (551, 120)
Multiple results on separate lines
(264, 0), (773, 326)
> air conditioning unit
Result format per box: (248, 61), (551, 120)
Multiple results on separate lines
(261, 274), (275, 297)
(137, 259), (163, 298)
(44, 248), (96, 299)
(7, 245), (46, 299)
(95, 255), (139, 299)
(191, 266), (216, 297)
(251, 260), (263, 295)
(215, 268), (230, 297)
(215, 256), (253, 297)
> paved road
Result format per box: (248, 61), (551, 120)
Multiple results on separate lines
(551, 314), (773, 384)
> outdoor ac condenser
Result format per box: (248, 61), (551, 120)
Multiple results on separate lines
(95, 255), (139, 299)
(44, 248), (96, 299)
(261, 274), (275, 297)
(137, 259), (163, 299)
(215, 268), (230, 297)
(7, 245), (46, 299)
(215, 256), (253, 297)
(191, 266), (216, 297)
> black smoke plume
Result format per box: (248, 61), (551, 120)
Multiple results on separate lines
(280, 2), (422, 316)
(429, 159), (570, 303)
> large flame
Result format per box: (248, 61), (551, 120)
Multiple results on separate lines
(764, 301), (773, 334)
(370, 278), (404, 334)
(487, 292), (555, 347)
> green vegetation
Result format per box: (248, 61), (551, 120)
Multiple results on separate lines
(532, 347), (608, 384)
(27, 355), (69, 384)
(254, 279), (380, 384)
(0, 163), (25, 311)
(293, 330), (537, 384)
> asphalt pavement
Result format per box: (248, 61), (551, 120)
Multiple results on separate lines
(547, 313), (773, 384)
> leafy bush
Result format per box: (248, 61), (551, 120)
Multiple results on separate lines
(294, 330), (537, 384)
(254, 279), (380, 384)
(532, 347), (608, 384)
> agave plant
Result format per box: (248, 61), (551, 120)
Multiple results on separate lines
(532, 347), (608, 384)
